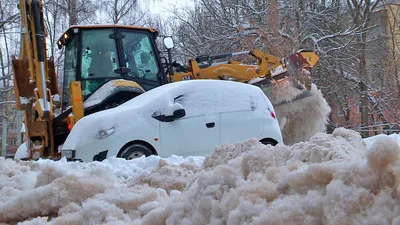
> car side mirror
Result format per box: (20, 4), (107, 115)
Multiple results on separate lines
(172, 108), (185, 119)
(152, 103), (186, 122)
(163, 36), (174, 50)
(152, 108), (186, 122)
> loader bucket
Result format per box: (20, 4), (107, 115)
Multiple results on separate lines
(284, 50), (319, 90)
(263, 50), (319, 91)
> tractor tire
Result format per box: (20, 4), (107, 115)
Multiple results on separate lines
(119, 143), (153, 160)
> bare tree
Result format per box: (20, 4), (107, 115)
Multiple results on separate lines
(101, 0), (141, 24)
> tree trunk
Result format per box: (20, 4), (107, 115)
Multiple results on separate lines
(1, 117), (7, 157)
(0, 47), (6, 87)
(359, 37), (369, 137)
(359, 80), (369, 137)
(69, 0), (77, 26)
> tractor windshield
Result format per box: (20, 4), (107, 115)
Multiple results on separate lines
(61, 28), (162, 111)
(79, 28), (161, 98)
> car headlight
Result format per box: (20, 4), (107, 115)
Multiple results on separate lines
(97, 127), (115, 139)
(61, 150), (75, 159)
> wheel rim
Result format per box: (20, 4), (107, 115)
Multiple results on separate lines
(127, 151), (145, 159)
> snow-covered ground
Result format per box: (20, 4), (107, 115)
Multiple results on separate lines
(1, 128), (400, 224)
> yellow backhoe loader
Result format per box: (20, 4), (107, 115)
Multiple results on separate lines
(12, 0), (328, 160)
(13, 0), (168, 160)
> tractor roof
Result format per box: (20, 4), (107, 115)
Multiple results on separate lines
(57, 24), (158, 49)
(65, 24), (157, 33)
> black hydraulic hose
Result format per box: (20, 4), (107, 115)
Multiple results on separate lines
(31, 0), (45, 62)
(167, 49), (173, 75)
(195, 51), (251, 63)
(196, 53), (231, 63)
(31, 0), (50, 116)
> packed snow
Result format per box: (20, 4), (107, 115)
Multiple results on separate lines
(83, 80), (127, 109)
(1, 128), (399, 224)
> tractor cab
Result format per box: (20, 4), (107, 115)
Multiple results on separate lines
(57, 25), (167, 112)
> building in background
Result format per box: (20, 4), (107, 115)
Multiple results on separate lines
(328, 1), (400, 136)
(0, 88), (22, 158)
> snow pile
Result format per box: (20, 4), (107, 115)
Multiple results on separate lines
(364, 133), (400, 149)
(82, 79), (136, 108)
(1, 128), (400, 224)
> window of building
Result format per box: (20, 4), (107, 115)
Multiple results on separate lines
(338, 105), (345, 116)
(9, 122), (17, 132)
(10, 138), (16, 146)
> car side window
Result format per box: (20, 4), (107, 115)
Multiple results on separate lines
(172, 86), (258, 118)
(172, 92), (204, 118)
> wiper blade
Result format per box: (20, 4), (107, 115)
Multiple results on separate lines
(114, 67), (131, 74)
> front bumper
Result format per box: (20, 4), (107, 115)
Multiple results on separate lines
(60, 149), (108, 162)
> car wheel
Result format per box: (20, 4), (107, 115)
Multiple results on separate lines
(119, 143), (153, 160)
(260, 139), (278, 146)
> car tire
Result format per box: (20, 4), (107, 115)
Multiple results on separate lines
(119, 143), (153, 160)
(260, 139), (278, 146)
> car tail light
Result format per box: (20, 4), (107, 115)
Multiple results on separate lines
(270, 111), (276, 119)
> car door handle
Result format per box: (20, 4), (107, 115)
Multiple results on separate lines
(206, 122), (215, 128)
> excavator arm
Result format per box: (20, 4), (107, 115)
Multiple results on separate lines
(170, 49), (319, 91)
(12, 0), (60, 159)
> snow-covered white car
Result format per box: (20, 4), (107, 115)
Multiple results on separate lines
(61, 80), (283, 162)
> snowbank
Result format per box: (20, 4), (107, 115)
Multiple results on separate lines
(1, 128), (399, 224)
(364, 133), (400, 149)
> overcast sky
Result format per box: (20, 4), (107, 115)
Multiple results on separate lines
(149, 0), (192, 15)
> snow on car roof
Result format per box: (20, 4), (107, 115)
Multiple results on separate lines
(119, 79), (266, 108)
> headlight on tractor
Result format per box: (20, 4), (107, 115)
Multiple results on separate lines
(97, 127), (115, 139)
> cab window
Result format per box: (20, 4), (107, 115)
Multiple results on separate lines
(80, 29), (120, 97)
(122, 31), (160, 82)
(62, 36), (77, 111)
